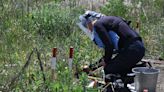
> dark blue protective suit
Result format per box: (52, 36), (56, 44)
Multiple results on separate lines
(93, 16), (145, 75)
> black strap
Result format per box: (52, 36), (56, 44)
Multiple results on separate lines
(125, 37), (142, 48)
(119, 37), (142, 53)
(128, 37), (142, 44)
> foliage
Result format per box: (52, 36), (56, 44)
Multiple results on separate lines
(100, 0), (128, 18)
(30, 3), (73, 39)
(0, 0), (164, 92)
(100, 0), (164, 59)
(0, 0), (100, 91)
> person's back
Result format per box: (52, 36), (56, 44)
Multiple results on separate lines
(93, 15), (145, 75)
(94, 16), (141, 50)
(78, 10), (145, 78)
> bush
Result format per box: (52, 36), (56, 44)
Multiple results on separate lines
(26, 2), (84, 40)
(100, 0), (128, 18)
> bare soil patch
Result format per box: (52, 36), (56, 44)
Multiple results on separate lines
(154, 61), (164, 92)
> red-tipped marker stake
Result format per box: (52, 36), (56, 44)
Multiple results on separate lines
(69, 47), (74, 70)
(51, 47), (57, 80)
(52, 47), (57, 57)
(143, 89), (148, 92)
(51, 47), (57, 70)
(136, 21), (140, 33)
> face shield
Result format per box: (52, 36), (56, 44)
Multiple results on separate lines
(77, 11), (104, 41)
(77, 22), (94, 41)
(77, 15), (94, 41)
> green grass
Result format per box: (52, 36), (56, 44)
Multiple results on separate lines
(0, 0), (164, 91)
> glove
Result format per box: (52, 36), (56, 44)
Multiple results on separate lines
(98, 57), (106, 67)
(89, 57), (106, 71)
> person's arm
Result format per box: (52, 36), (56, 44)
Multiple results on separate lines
(94, 21), (114, 64)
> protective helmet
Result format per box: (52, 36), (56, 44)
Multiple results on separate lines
(84, 10), (105, 18)
(79, 10), (105, 27)
(77, 11), (104, 40)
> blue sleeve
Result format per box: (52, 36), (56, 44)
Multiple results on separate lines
(94, 21), (114, 64)
(108, 31), (119, 50)
(94, 29), (119, 51)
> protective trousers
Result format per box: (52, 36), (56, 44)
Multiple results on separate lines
(104, 40), (145, 75)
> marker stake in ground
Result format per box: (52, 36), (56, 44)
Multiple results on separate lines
(69, 47), (74, 70)
(51, 47), (57, 80)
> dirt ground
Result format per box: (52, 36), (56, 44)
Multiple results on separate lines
(155, 63), (164, 92)
(155, 65), (164, 92)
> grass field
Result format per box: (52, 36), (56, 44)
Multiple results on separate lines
(0, 0), (164, 91)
